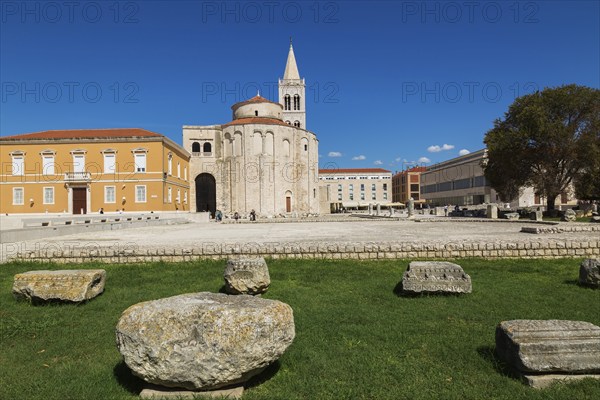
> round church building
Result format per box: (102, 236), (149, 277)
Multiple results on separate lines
(183, 43), (319, 218)
(184, 94), (319, 217)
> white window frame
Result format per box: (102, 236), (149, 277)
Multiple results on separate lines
(184, 166), (187, 181)
(42, 154), (55, 175)
(103, 153), (116, 174)
(13, 187), (24, 205)
(133, 151), (147, 173)
(12, 155), (24, 176)
(168, 153), (173, 176)
(43, 187), (54, 204)
(177, 161), (180, 179)
(135, 185), (147, 203)
(167, 187), (172, 203)
(176, 188), (181, 204)
(184, 190), (188, 204)
(105, 186), (116, 204)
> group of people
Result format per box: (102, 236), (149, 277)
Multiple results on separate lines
(214, 209), (257, 222)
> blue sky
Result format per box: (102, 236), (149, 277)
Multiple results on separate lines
(1, 0), (598, 171)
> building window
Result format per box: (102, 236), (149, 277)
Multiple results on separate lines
(177, 189), (181, 203)
(105, 186), (116, 203)
(184, 167), (187, 180)
(349, 184), (354, 191)
(168, 187), (172, 203)
(294, 121), (301, 128)
(135, 185), (146, 203)
(293, 94), (300, 110)
(313, 188), (316, 198)
(134, 153), (146, 173)
(203, 142), (212, 154)
(184, 190), (188, 204)
(168, 153), (173, 175)
(177, 162), (181, 178)
(255, 110), (258, 116)
(43, 187), (54, 204)
(12, 155), (24, 176)
(338, 184), (342, 191)
(361, 192), (365, 200)
(104, 153), (116, 174)
(284, 94), (291, 110)
(383, 192), (388, 200)
(337, 193), (342, 201)
(285, 120), (291, 125)
(72, 153), (85, 173)
(349, 193), (354, 200)
(42, 155), (55, 175)
(192, 142), (200, 153)
(13, 187), (24, 205)
(371, 183), (376, 191)
(383, 183), (387, 191)
(360, 184), (365, 191)
(372, 192), (376, 200)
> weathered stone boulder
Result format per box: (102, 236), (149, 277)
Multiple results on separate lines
(579, 259), (600, 288)
(495, 320), (600, 373)
(400, 261), (472, 294)
(562, 209), (576, 222)
(12, 269), (106, 303)
(224, 257), (270, 295)
(504, 212), (519, 220)
(116, 292), (295, 391)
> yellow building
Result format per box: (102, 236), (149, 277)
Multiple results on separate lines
(1, 128), (190, 214)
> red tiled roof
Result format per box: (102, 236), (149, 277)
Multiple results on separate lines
(223, 117), (291, 128)
(232, 95), (282, 108)
(1, 128), (164, 141)
(319, 168), (391, 174)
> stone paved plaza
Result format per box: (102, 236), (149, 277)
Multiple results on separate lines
(2, 218), (598, 263)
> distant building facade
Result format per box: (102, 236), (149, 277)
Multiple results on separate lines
(0, 129), (190, 214)
(183, 43), (319, 217)
(318, 168), (392, 212)
(420, 149), (577, 208)
(392, 166), (426, 204)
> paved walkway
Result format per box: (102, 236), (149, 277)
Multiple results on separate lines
(2, 218), (597, 262)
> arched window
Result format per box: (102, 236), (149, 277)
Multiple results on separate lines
(203, 142), (212, 154)
(285, 120), (291, 125)
(192, 142), (200, 153)
(293, 94), (300, 110)
(284, 94), (291, 110)
(294, 121), (301, 128)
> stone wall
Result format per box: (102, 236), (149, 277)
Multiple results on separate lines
(6, 238), (599, 264)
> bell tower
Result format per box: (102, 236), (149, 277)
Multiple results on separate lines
(278, 39), (306, 129)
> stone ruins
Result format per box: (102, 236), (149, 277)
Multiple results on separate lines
(579, 258), (600, 288)
(116, 292), (295, 398)
(495, 319), (600, 388)
(224, 257), (271, 295)
(12, 269), (106, 303)
(400, 261), (472, 294)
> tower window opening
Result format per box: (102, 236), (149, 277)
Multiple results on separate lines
(192, 142), (200, 153)
(255, 110), (258, 116)
(304, 144), (308, 151)
(294, 121), (300, 128)
(293, 94), (300, 110)
(284, 95), (291, 110)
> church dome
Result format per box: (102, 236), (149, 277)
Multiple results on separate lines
(231, 95), (283, 121)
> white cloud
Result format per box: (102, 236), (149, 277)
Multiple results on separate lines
(428, 144), (455, 153)
(418, 157), (431, 164)
(373, 160), (383, 165)
(395, 157), (402, 162)
(352, 155), (366, 161)
(459, 149), (470, 156)
(328, 151), (342, 157)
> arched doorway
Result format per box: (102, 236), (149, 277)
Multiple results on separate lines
(195, 173), (216, 216)
(285, 190), (292, 213)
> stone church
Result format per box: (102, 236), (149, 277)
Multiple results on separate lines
(183, 43), (320, 217)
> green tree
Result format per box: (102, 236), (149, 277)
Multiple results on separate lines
(574, 128), (600, 200)
(483, 84), (600, 210)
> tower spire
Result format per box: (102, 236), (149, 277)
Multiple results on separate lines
(283, 40), (301, 80)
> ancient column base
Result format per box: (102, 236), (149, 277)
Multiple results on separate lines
(140, 384), (244, 399)
(523, 374), (600, 389)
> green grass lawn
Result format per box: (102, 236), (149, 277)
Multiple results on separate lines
(1, 259), (599, 400)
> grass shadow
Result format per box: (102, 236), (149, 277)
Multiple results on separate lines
(113, 360), (145, 395)
(563, 279), (580, 286)
(476, 345), (521, 380)
(244, 360), (281, 389)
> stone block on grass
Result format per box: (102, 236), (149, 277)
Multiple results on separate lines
(400, 261), (472, 294)
(12, 269), (106, 303)
(579, 259), (600, 288)
(224, 257), (270, 295)
(116, 292), (295, 391)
